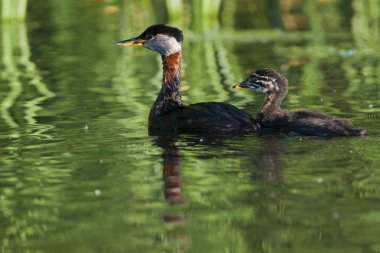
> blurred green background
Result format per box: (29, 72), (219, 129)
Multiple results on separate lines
(0, 0), (379, 253)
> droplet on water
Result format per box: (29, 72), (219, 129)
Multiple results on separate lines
(94, 189), (101, 196)
(316, 177), (324, 184)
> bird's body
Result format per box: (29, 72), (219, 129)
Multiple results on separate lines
(149, 102), (257, 135)
(257, 108), (365, 137)
(118, 25), (259, 135)
(234, 69), (366, 137)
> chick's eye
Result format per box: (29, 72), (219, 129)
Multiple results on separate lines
(145, 34), (154, 40)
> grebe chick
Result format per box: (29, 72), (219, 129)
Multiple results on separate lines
(117, 24), (259, 135)
(233, 69), (366, 137)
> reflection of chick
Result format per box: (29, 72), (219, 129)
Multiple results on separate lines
(234, 69), (366, 137)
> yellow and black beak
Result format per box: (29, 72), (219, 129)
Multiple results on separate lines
(116, 37), (145, 47)
(233, 82), (251, 90)
(233, 81), (268, 93)
(233, 83), (243, 90)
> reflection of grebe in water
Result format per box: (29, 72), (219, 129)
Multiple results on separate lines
(117, 25), (259, 135)
(234, 69), (367, 137)
(156, 136), (191, 253)
(156, 134), (286, 252)
(156, 137), (184, 222)
(159, 140), (183, 204)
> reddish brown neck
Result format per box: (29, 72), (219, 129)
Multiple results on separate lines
(149, 52), (183, 123)
(162, 52), (181, 85)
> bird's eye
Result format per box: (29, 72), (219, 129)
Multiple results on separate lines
(145, 34), (154, 40)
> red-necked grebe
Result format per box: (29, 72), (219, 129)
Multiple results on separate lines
(117, 24), (259, 135)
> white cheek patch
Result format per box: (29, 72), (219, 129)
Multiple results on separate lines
(155, 34), (182, 56)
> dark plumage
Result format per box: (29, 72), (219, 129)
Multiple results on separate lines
(234, 69), (366, 137)
(117, 25), (259, 135)
(150, 102), (257, 134)
(139, 24), (184, 43)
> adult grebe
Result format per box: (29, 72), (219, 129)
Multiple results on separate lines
(117, 24), (259, 135)
(233, 69), (367, 137)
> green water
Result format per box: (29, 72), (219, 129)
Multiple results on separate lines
(1, 0), (380, 252)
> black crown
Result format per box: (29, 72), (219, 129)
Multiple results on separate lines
(139, 24), (183, 43)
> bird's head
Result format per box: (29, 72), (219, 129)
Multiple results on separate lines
(233, 69), (288, 93)
(117, 24), (183, 56)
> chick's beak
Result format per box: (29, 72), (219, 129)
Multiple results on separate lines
(233, 84), (243, 90)
(233, 81), (251, 90)
(116, 37), (145, 47)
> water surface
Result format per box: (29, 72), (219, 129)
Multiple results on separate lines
(1, 1), (379, 252)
